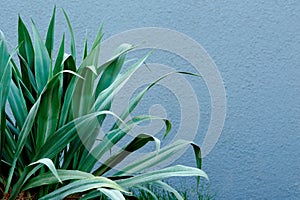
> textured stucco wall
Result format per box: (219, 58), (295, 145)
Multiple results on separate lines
(1, 0), (299, 199)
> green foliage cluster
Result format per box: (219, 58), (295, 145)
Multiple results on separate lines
(0, 7), (208, 199)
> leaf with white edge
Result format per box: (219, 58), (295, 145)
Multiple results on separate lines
(91, 23), (103, 50)
(92, 52), (151, 113)
(96, 43), (134, 75)
(116, 140), (202, 176)
(116, 165), (208, 187)
(8, 82), (28, 128)
(45, 6), (56, 58)
(53, 34), (65, 75)
(0, 33), (12, 158)
(79, 115), (168, 172)
(35, 75), (60, 150)
(23, 169), (95, 190)
(72, 65), (97, 117)
(5, 70), (81, 193)
(39, 177), (127, 200)
(35, 110), (125, 161)
(95, 43), (128, 97)
(17, 16), (35, 94)
(32, 20), (51, 93)
(62, 9), (76, 62)
(80, 190), (102, 200)
(93, 133), (161, 176)
(98, 188), (126, 200)
(29, 158), (62, 183)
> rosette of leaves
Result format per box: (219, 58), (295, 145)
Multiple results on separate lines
(0, 7), (208, 200)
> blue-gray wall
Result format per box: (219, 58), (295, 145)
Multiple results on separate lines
(1, 0), (299, 199)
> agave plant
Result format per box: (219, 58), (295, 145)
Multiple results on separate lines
(0, 7), (208, 200)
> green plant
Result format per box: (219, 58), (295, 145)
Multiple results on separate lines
(0, 7), (208, 200)
(131, 183), (215, 200)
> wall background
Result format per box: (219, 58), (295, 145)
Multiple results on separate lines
(0, 0), (299, 199)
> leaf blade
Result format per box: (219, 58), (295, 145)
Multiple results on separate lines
(45, 6), (56, 58)
(32, 20), (51, 94)
(29, 158), (62, 183)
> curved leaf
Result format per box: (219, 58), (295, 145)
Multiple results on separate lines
(93, 133), (160, 176)
(115, 140), (202, 176)
(78, 115), (169, 172)
(39, 177), (126, 200)
(151, 181), (184, 200)
(35, 110), (125, 161)
(23, 169), (94, 190)
(117, 165), (208, 187)
(29, 158), (62, 183)
(99, 188), (126, 200)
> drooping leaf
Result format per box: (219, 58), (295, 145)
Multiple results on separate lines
(29, 158), (62, 183)
(39, 177), (126, 200)
(23, 169), (94, 190)
(116, 165), (208, 187)
(115, 140), (202, 176)
(78, 115), (170, 173)
(93, 133), (161, 176)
